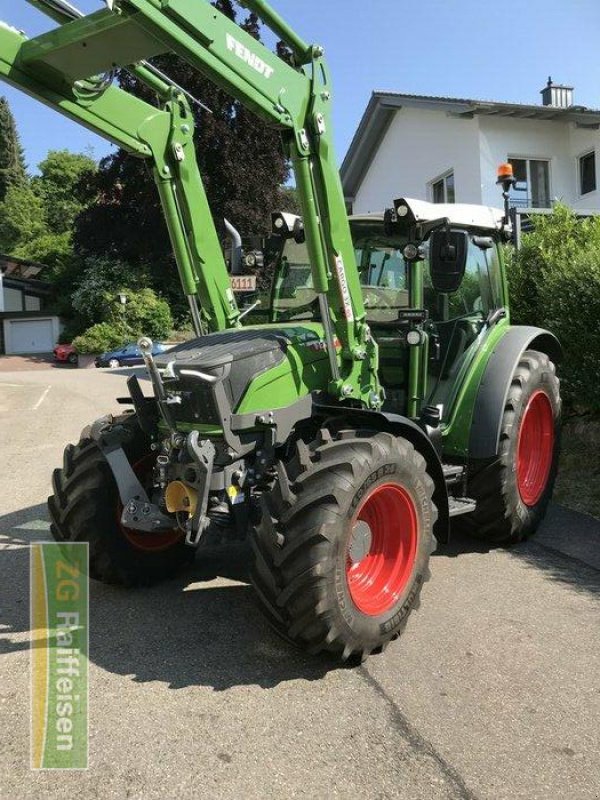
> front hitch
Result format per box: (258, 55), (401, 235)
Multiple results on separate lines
(89, 417), (175, 533)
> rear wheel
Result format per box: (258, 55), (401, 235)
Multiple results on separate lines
(48, 413), (193, 586)
(461, 350), (561, 545)
(250, 428), (437, 661)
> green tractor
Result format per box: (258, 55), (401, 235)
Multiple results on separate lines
(3, 0), (560, 661)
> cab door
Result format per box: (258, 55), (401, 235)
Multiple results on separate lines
(425, 234), (505, 419)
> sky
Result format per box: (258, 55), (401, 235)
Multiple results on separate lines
(1, 0), (600, 172)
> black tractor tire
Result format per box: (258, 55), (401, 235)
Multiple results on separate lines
(460, 349), (561, 546)
(48, 413), (193, 586)
(250, 428), (437, 661)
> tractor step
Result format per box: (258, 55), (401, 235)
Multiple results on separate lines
(443, 464), (466, 486)
(448, 496), (477, 517)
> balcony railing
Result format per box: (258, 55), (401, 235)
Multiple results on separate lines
(509, 197), (551, 210)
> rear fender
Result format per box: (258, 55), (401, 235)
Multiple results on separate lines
(468, 325), (561, 460)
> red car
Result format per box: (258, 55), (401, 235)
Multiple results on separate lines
(53, 343), (78, 365)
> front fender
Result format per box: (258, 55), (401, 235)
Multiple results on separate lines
(468, 325), (561, 460)
(315, 405), (449, 544)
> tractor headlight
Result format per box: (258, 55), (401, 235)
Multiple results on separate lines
(271, 212), (301, 237)
(403, 242), (424, 262)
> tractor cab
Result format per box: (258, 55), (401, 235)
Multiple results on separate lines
(268, 201), (508, 419)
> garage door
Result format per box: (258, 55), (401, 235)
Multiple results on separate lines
(7, 319), (55, 354)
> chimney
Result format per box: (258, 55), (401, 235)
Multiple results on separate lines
(541, 76), (573, 108)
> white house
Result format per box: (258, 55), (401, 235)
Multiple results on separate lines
(0, 254), (60, 354)
(341, 79), (600, 215)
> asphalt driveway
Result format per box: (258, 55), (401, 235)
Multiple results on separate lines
(0, 367), (598, 799)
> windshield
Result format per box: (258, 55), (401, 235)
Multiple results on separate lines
(269, 218), (504, 327)
(270, 219), (410, 323)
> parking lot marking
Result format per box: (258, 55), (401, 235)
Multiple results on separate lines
(31, 386), (51, 411)
(14, 520), (51, 532)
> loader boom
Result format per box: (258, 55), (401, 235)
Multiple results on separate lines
(0, 0), (380, 405)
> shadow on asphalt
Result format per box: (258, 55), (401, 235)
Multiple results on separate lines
(0, 503), (341, 691)
(2, 503), (597, 693)
(436, 522), (600, 597)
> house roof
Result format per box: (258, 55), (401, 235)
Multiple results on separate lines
(0, 252), (46, 280)
(341, 91), (600, 198)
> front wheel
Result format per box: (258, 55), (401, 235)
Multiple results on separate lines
(108, 358), (120, 369)
(251, 429), (437, 661)
(460, 349), (561, 545)
(48, 414), (193, 586)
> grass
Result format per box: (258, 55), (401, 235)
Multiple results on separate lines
(554, 416), (600, 519)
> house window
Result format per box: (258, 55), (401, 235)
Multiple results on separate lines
(508, 158), (551, 208)
(579, 151), (596, 195)
(431, 171), (455, 204)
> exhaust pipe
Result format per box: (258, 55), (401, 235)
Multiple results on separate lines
(224, 218), (243, 275)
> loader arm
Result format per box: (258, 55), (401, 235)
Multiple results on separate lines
(1, 0), (380, 406)
(0, 7), (240, 333)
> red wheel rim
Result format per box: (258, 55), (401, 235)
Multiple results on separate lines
(117, 455), (183, 552)
(346, 483), (418, 616)
(517, 390), (555, 507)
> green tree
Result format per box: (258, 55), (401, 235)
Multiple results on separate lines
(108, 287), (173, 339)
(72, 288), (173, 353)
(0, 96), (26, 201)
(71, 256), (147, 327)
(0, 182), (46, 253)
(14, 231), (73, 276)
(32, 149), (97, 233)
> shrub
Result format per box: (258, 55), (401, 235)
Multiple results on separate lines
(109, 287), (172, 339)
(71, 257), (139, 328)
(507, 204), (600, 410)
(72, 322), (126, 354)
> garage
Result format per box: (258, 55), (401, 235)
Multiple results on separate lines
(3, 317), (58, 354)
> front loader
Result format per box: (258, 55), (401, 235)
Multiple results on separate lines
(1, 0), (561, 661)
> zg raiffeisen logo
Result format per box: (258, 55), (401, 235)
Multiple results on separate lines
(30, 542), (88, 770)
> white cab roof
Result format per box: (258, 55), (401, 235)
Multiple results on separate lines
(351, 199), (506, 233)
(399, 198), (505, 231)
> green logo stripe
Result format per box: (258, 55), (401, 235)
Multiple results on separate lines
(30, 543), (89, 769)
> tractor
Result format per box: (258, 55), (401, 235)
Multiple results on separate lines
(1, 0), (561, 661)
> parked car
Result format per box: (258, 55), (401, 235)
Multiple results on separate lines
(95, 341), (168, 368)
(53, 343), (78, 366)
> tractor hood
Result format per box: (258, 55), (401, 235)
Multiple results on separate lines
(155, 324), (333, 418)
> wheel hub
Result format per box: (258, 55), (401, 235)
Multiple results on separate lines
(348, 520), (373, 564)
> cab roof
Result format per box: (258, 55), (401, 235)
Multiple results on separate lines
(351, 198), (506, 234)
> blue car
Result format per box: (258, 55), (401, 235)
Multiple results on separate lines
(95, 341), (168, 368)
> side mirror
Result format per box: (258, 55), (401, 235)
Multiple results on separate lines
(429, 229), (469, 294)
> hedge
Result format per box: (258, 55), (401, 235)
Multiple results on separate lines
(506, 204), (600, 411)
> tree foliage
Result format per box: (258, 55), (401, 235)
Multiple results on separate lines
(506, 204), (600, 410)
(0, 96), (26, 202)
(75, 0), (290, 314)
(32, 149), (97, 233)
(71, 256), (145, 327)
(0, 182), (46, 253)
(72, 285), (172, 353)
(72, 322), (127, 354)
